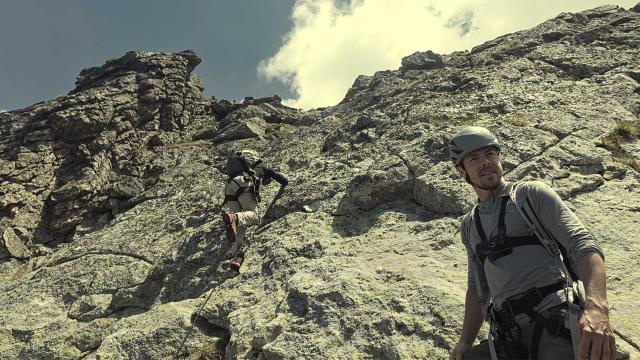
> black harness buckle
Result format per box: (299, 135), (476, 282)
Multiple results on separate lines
(474, 195), (543, 265)
(487, 247), (513, 261)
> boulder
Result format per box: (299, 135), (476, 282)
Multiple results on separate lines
(414, 164), (475, 215)
(400, 51), (445, 72)
(213, 117), (267, 143)
(348, 157), (414, 210)
(1, 227), (30, 259)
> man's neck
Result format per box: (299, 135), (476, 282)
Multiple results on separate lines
(475, 179), (506, 202)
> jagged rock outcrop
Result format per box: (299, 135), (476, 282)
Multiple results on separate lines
(400, 50), (445, 72)
(0, 4), (639, 360)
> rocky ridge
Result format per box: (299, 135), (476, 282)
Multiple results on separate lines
(0, 4), (639, 359)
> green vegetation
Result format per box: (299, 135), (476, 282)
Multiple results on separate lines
(187, 343), (224, 360)
(605, 120), (640, 141)
(164, 342), (225, 360)
(503, 38), (523, 50)
(599, 120), (640, 172)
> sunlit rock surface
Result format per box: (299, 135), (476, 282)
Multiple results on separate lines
(0, 4), (638, 359)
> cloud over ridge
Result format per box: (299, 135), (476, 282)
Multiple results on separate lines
(258, 0), (636, 110)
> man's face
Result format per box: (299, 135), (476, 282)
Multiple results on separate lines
(459, 146), (503, 188)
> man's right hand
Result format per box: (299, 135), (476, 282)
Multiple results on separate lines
(450, 342), (472, 360)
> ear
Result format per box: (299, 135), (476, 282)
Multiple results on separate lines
(455, 165), (466, 178)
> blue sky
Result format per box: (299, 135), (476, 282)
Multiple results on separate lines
(0, 0), (296, 110)
(1, 0), (637, 111)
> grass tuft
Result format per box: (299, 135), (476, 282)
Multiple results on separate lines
(599, 120), (640, 172)
(163, 341), (225, 360)
(186, 343), (224, 360)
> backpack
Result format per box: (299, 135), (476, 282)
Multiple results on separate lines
(223, 155), (252, 178)
(222, 156), (264, 204)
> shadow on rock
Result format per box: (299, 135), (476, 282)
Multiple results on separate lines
(157, 213), (239, 304)
(331, 192), (432, 238)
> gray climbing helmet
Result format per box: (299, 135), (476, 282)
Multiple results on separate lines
(236, 149), (260, 164)
(448, 127), (500, 166)
(224, 149), (261, 177)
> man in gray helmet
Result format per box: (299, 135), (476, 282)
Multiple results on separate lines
(222, 149), (288, 271)
(448, 127), (615, 360)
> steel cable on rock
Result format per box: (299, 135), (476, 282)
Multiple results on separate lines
(174, 287), (218, 358)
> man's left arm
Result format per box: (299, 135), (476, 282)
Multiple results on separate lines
(576, 252), (616, 360)
(526, 181), (615, 360)
(265, 167), (289, 187)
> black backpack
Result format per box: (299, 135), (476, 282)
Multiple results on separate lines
(224, 155), (255, 178)
(222, 156), (264, 204)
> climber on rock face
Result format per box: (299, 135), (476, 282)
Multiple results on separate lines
(448, 127), (616, 360)
(221, 149), (288, 271)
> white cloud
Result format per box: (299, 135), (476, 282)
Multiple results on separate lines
(258, 0), (637, 110)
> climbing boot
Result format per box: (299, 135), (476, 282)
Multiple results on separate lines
(222, 213), (238, 242)
(229, 252), (244, 271)
(226, 242), (239, 259)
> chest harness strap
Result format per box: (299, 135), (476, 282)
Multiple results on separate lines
(473, 195), (543, 265)
(475, 195), (573, 360)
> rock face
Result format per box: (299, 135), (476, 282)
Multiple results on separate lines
(400, 50), (445, 72)
(0, 4), (639, 359)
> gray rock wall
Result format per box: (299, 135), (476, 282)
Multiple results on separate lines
(0, 4), (638, 359)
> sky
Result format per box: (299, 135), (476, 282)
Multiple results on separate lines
(1, 0), (637, 111)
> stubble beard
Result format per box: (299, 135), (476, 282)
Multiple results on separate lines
(476, 166), (505, 190)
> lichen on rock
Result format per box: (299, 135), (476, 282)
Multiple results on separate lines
(0, 3), (639, 359)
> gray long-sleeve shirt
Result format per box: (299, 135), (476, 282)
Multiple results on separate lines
(460, 181), (604, 310)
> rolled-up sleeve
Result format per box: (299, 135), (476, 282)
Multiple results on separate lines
(524, 181), (604, 267)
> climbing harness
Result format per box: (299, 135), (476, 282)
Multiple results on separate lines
(473, 196), (543, 265)
(509, 184), (583, 360)
(223, 173), (262, 205)
(469, 184), (585, 360)
(488, 281), (572, 359)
